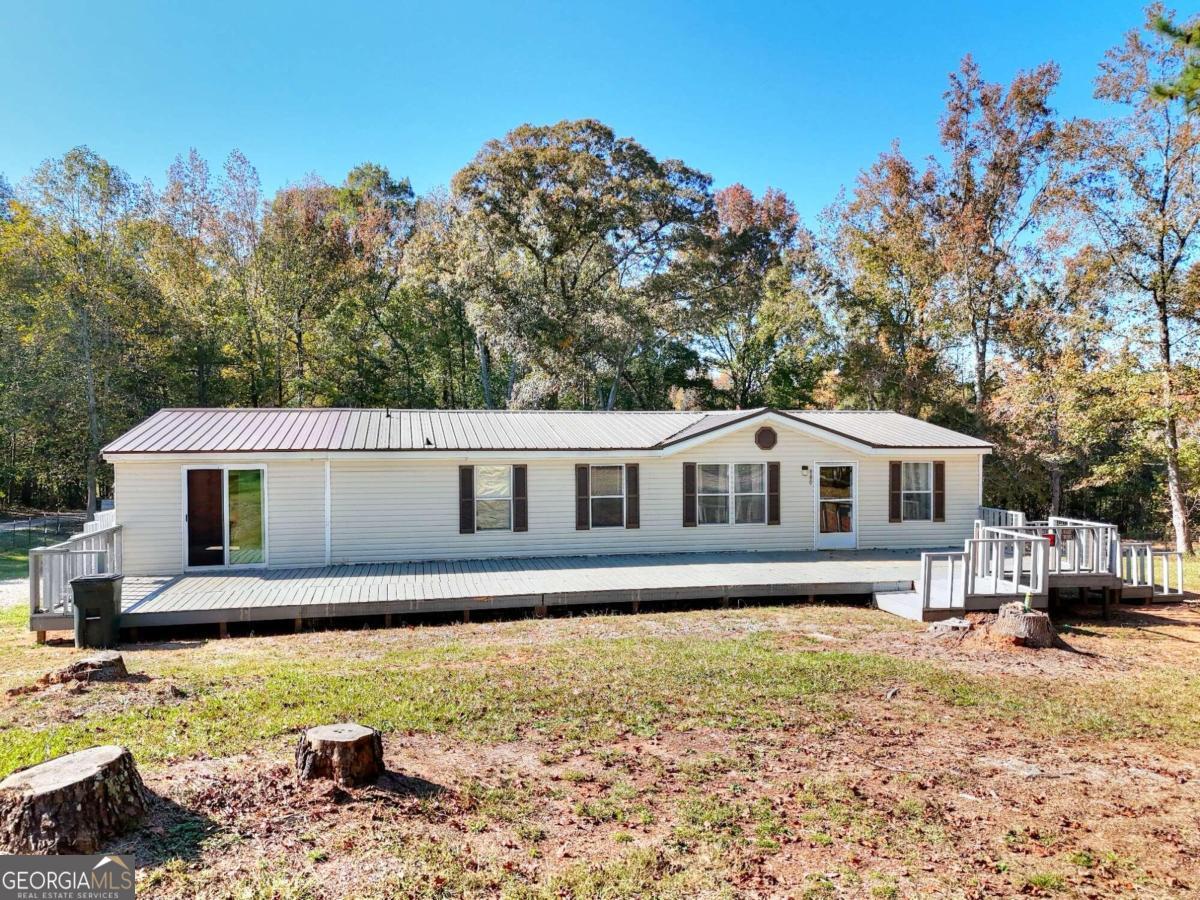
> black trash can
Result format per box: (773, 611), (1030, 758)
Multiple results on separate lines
(70, 573), (123, 649)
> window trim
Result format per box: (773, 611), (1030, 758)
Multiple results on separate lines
(474, 464), (514, 533)
(588, 463), (626, 529)
(695, 462), (769, 527)
(900, 461), (934, 522)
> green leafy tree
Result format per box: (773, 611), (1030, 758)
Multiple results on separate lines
(451, 119), (711, 409)
(675, 184), (828, 409)
(1152, 8), (1200, 110)
(936, 55), (1060, 415)
(823, 147), (953, 416)
(1057, 5), (1200, 553)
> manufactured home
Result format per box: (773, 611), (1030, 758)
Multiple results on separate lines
(26, 407), (1184, 637)
(104, 406), (991, 570)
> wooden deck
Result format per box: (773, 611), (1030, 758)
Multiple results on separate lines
(30, 550), (924, 633)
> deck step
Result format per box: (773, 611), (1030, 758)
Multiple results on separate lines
(872, 589), (924, 622)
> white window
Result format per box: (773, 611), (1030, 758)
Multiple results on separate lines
(590, 464), (625, 528)
(475, 465), (512, 531)
(901, 462), (932, 521)
(697, 463), (767, 525)
(697, 464), (729, 524)
(734, 463), (767, 524)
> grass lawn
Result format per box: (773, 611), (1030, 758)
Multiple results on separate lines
(0, 529), (76, 581)
(2, 599), (1199, 898)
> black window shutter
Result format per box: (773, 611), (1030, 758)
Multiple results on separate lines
(933, 461), (946, 522)
(459, 465), (475, 534)
(682, 462), (697, 527)
(888, 461), (902, 523)
(513, 464), (528, 532)
(767, 462), (781, 525)
(625, 463), (640, 529)
(575, 464), (590, 530)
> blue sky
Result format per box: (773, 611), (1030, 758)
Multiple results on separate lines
(1, 0), (1147, 221)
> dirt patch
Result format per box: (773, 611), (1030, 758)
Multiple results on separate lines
(0, 658), (187, 725)
(851, 604), (1200, 679)
(110, 711), (1200, 899)
(856, 622), (1125, 679)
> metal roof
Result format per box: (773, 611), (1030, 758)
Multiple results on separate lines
(101, 407), (992, 455)
(789, 411), (993, 449)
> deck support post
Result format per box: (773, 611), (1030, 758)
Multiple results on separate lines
(1101, 588), (1112, 620)
(293, 616), (303, 633)
(533, 604), (548, 618)
(34, 631), (46, 645)
(720, 595), (730, 609)
(217, 621), (228, 639)
(383, 614), (393, 628)
(629, 599), (639, 614)
(807, 593), (815, 604)
(462, 609), (470, 624)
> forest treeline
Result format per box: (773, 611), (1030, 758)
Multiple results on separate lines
(2, 6), (1200, 550)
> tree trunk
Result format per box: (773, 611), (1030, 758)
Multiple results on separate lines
(1049, 462), (1062, 518)
(0, 746), (147, 854)
(295, 723), (384, 787)
(972, 313), (990, 415)
(476, 334), (493, 409)
(80, 304), (100, 522)
(1157, 301), (1193, 554)
(505, 358), (519, 407)
(605, 352), (626, 411)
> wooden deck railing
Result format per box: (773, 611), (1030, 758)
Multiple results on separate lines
(83, 509), (116, 533)
(919, 526), (1049, 611)
(28, 524), (123, 616)
(978, 506), (1026, 528)
(1120, 541), (1184, 596)
(984, 517), (1119, 578)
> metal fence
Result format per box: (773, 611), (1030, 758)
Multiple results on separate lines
(0, 511), (87, 550)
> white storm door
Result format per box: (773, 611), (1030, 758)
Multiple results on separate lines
(815, 463), (856, 549)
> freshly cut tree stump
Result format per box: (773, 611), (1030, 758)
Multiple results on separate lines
(0, 745), (147, 854)
(295, 723), (384, 786)
(992, 601), (1057, 648)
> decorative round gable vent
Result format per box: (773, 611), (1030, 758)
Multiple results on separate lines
(754, 426), (778, 450)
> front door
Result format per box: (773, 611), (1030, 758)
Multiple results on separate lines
(816, 464), (856, 550)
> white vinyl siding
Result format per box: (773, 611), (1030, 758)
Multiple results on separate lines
(112, 421), (985, 574)
(857, 457), (976, 549)
(114, 460), (184, 575)
(266, 461), (325, 566)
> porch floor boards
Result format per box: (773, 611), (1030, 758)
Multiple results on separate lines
(30, 549), (925, 632)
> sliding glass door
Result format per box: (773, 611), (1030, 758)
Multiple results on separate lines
(186, 467), (266, 568)
(186, 469), (225, 567)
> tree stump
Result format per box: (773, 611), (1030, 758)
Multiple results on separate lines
(992, 601), (1056, 648)
(295, 723), (384, 786)
(0, 745), (147, 854)
(51, 651), (129, 684)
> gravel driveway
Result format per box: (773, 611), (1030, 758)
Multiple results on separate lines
(0, 578), (27, 609)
